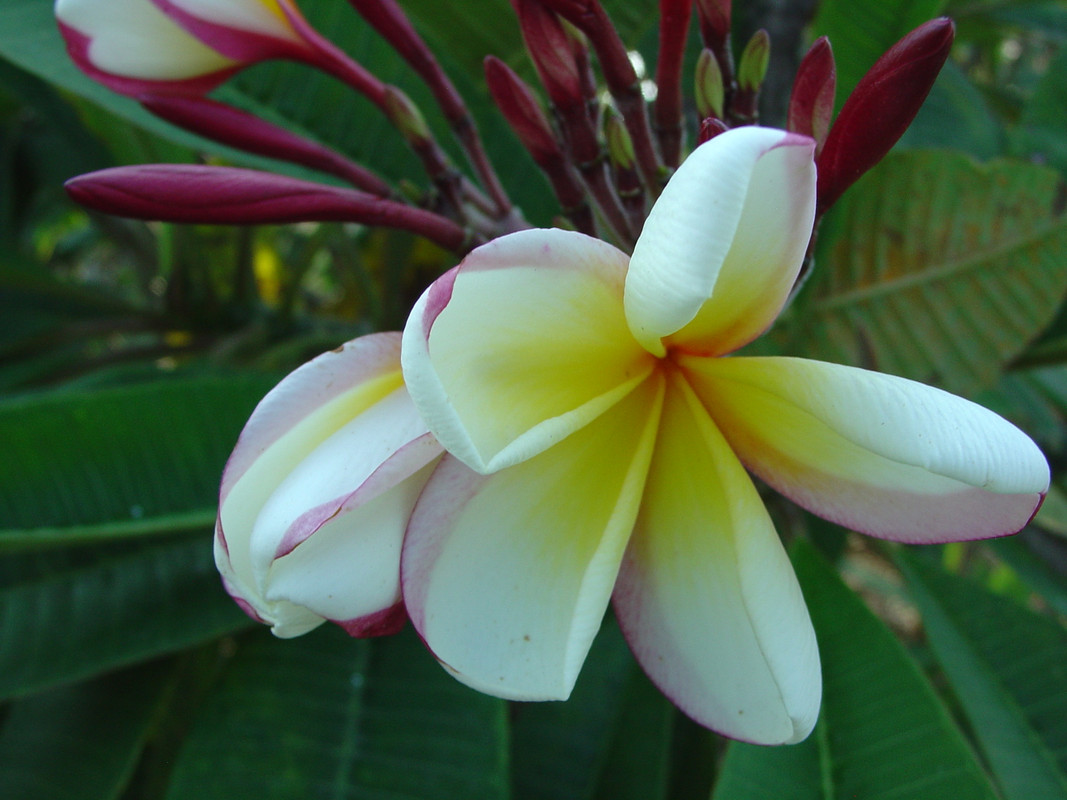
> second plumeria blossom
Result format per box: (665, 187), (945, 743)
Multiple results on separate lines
(400, 126), (1049, 744)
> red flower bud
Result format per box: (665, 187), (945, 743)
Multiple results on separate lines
(694, 0), (731, 52)
(787, 36), (835, 156)
(484, 56), (561, 166)
(817, 17), (954, 212)
(65, 165), (467, 250)
(512, 0), (583, 108)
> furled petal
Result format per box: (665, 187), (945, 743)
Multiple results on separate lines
(614, 370), (820, 744)
(684, 356), (1049, 542)
(402, 374), (663, 700)
(215, 333), (443, 637)
(158, 0), (302, 41)
(624, 127), (816, 356)
(56, 0), (237, 90)
(402, 228), (655, 474)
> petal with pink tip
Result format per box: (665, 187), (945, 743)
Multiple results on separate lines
(402, 374), (663, 701)
(624, 127), (815, 356)
(615, 370), (819, 744)
(56, 0), (235, 84)
(215, 334), (442, 637)
(402, 228), (655, 474)
(685, 356), (1049, 542)
(159, 0), (301, 40)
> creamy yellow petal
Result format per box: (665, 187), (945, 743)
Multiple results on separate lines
(685, 356), (1049, 542)
(403, 228), (654, 473)
(402, 374), (663, 700)
(615, 370), (820, 744)
(624, 128), (815, 355)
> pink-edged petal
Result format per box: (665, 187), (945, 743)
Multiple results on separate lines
(402, 228), (655, 474)
(615, 370), (820, 744)
(685, 356), (1050, 543)
(624, 127), (816, 356)
(158, 0), (303, 41)
(215, 333), (442, 637)
(402, 374), (664, 700)
(56, 0), (237, 86)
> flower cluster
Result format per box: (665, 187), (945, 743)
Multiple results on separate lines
(56, 0), (1049, 745)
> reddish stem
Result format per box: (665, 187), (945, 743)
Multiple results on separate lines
(345, 0), (513, 217)
(654, 0), (692, 168)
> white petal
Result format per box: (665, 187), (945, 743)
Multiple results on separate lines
(615, 370), (820, 744)
(164, 0), (302, 40)
(402, 228), (653, 473)
(624, 127), (816, 355)
(685, 356), (1049, 542)
(402, 375), (663, 700)
(56, 0), (234, 80)
(216, 334), (441, 636)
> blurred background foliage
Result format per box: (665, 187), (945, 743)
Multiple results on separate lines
(3, 0), (1067, 798)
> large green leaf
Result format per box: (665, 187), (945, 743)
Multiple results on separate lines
(166, 625), (509, 800)
(898, 551), (1067, 800)
(0, 536), (249, 699)
(1016, 44), (1067, 176)
(510, 615), (642, 800)
(988, 533), (1067, 617)
(0, 661), (175, 799)
(1, 374), (277, 544)
(712, 541), (997, 800)
(783, 150), (1067, 396)
(813, 0), (949, 111)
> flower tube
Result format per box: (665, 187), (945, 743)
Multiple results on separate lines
(216, 334), (442, 638)
(400, 126), (1049, 743)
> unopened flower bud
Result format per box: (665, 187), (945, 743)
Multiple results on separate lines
(514, 0), (584, 107)
(694, 0), (731, 51)
(603, 109), (635, 170)
(737, 29), (770, 93)
(697, 117), (729, 145)
(787, 37), (836, 155)
(484, 56), (561, 165)
(695, 48), (725, 120)
(817, 17), (955, 211)
(384, 86), (431, 145)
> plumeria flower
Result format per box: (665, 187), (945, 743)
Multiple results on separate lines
(215, 334), (442, 638)
(55, 0), (323, 96)
(399, 126), (1049, 744)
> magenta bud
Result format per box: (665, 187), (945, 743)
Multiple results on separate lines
(513, 0), (584, 107)
(695, 0), (731, 50)
(140, 95), (391, 196)
(817, 17), (955, 211)
(65, 165), (467, 250)
(787, 36), (836, 154)
(484, 56), (562, 165)
(697, 117), (729, 145)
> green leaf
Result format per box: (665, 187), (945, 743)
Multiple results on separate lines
(1, 374), (277, 543)
(0, 661), (175, 800)
(785, 151), (1067, 396)
(712, 540), (997, 800)
(988, 533), (1067, 617)
(1016, 45), (1067, 176)
(813, 0), (949, 111)
(0, 536), (249, 699)
(898, 551), (1067, 800)
(166, 625), (509, 800)
(510, 615), (638, 800)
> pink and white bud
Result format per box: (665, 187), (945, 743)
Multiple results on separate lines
(55, 0), (315, 96)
